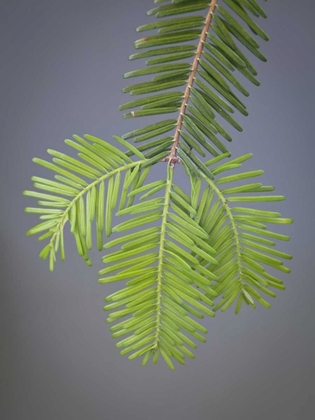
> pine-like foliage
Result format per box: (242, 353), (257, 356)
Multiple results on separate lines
(121, 0), (269, 166)
(24, 0), (293, 369)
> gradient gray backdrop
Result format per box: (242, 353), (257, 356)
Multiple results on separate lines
(1, 1), (315, 419)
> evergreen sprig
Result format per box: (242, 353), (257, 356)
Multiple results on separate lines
(24, 0), (293, 369)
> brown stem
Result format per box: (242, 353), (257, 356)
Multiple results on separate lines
(163, 0), (218, 168)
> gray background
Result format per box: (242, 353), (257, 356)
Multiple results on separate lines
(1, 1), (314, 419)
